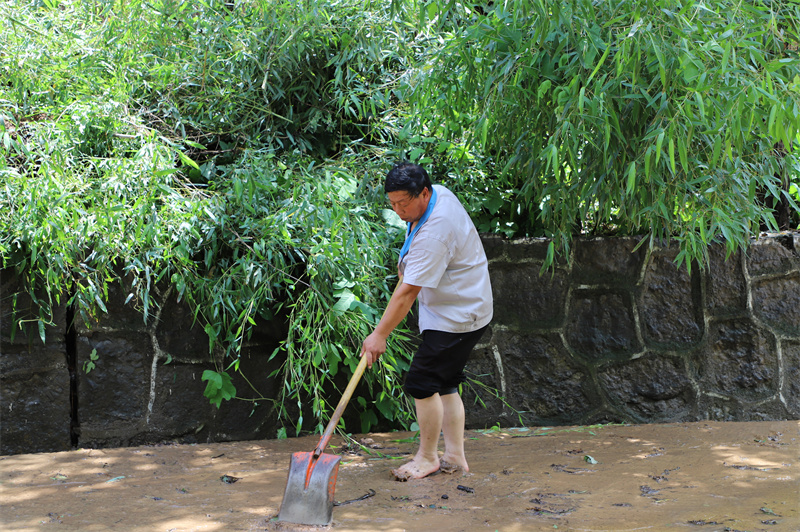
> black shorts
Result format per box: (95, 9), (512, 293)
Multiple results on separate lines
(403, 325), (489, 400)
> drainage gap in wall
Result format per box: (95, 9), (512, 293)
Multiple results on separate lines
(65, 302), (79, 448)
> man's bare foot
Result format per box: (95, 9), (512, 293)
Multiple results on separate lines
(438, 459), (462, 474)
(440, 454), (469, 473)
(390, 458), (440, 481)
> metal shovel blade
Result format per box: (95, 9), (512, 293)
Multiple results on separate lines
(277, 353), (370, 525)
(278, 450), (342, 526)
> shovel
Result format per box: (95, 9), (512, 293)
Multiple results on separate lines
(277, 353), (369, 526)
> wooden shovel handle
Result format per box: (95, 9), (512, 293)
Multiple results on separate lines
(312, 275), (404, 457)
(313, 354), (368, 457)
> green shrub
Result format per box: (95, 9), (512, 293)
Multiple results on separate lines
(410, 0), (800, 268)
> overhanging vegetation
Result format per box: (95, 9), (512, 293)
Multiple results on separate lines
(1, 0), (799, 436)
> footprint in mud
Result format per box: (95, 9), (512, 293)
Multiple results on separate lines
(639, 485), (660, 496)
(527, 492), (578, 516)
(550, 464), (594, 474)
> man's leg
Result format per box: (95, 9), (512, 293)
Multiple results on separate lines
(391, 393), (443, 480)
(440, 391), (469, 472)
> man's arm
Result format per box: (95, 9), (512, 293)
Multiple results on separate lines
(361, 282), (421, 368)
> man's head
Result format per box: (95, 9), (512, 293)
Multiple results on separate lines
(385, 162), (433, 223)
(385, 162), (432, 196)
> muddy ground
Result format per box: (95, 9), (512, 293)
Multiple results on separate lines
(1, 421), (798, 532)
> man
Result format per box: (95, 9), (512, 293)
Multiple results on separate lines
(361, 162), (493, 480)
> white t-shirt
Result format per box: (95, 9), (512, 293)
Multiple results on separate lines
(399, 185), (493, 333)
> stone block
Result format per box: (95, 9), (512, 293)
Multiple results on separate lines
(566, 289), (640, 361)
(0, 335), (67, 378)
(489, 262), (568, 329)
(462, 341), (509, 429)
(751, 273), (800, 337)
(480, 233), (508, 261)
(699, 394), (789, 421)
(598, 354), (693, 422)
(74, 274), (149, 334)
(146, 362), (214, 441)
(210, 341), (282, 441)
(77, 330), (151, 427)
(706, 245), (747, 317)
(481, 234), (551, 263)
(782, 339), (800, 418)
(155, 293), (209, 363)
(698, 394), (746, 422)
(698, 318), (778, 402)
(1, 269), (72, 455)
(572, 236), (647, 286)
(639, 252), (703, 348)
(579, 409), (627, 425)
(1, 269), (67, 354)
(0, 369), (71, 454)
(747, 237), (798, 277)
(740, 400), (792, 420)
(490, 330), (596, 425)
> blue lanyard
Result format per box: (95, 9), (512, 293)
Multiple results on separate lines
(398, 187), (437, 264)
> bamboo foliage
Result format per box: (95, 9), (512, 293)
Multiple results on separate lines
(0, 0), (417, 435)
(410, 0), (800, 268)
(1, 0), (799, 437)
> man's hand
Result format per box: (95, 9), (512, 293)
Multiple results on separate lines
(360, 279), (420, 369)
(361, 331), (387, 368)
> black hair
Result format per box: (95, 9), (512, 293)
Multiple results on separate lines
(384, 162), (432, 197)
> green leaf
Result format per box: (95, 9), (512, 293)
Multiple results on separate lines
(721, 42), (731, 73)
(768, 105), (777, 135)
(408, 148), (424, 161)
(626, 162), (636, 196)
(678, 136), (688, 171)
(360, 408), (378, 433)
(483, 193), (504, 214)
(587, 45), (611, 83)
(668, 137), (676, 174)
(332, 289), (356, 314)
(650, 35), (667, 88)
(537, 79), (552, 101)
(176, 149), (200, 170)
(655, 130), (665, 165)
(202, 370), (222, 389)
(201, 370), (236, 409)
(711, 135), (722, 167)
(694, 92), (705, 120)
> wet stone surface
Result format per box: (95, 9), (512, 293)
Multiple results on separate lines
(700, 318), (779, 402)
(639, 251), (703, 348)
(598, 354), (693, 422)
(566, 290), (640, 360)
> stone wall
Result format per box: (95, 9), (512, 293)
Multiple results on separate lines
(0, 279), (71, 454)
(1, 270), (284, 455)
(2, 234), (799, 455)
(462, 233), (800, 428)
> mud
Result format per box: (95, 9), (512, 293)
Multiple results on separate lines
(1, 421), (798, 531)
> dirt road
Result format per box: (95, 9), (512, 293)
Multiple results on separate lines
(2, 421), (797, 531)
